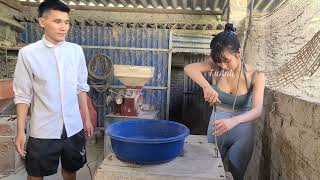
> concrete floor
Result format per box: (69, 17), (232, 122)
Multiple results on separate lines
(0, 137), (104, 180)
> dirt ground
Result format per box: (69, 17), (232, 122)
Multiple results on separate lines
(0, 137), (104, 180)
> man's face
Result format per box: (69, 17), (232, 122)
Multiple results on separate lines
(38, 10), (70, 44)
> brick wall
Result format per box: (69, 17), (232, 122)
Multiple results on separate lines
(0, 117), (25, 175)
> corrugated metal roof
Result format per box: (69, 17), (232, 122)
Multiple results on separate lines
(18, 0), (286, 13)
(21, 0), (227, 11)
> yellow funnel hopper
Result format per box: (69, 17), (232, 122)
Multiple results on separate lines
(113, 65), (155, 87)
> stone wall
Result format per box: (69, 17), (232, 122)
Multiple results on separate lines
(0, 117), (25, 177)
(0, 2), (23, 47)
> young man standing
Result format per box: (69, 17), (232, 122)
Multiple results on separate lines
(13, 0), (93, 179)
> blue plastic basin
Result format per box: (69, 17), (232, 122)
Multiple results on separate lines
(106, 119), (190, 164)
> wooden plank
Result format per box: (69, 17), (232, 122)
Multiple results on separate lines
(172, 36), (212, 43)
(172, 42), (210, 49)
(172, 29), (223, 37)
(97, 135), (226, 180)
(172, 48), (210, 54)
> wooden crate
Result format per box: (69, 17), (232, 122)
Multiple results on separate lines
(96, 135), (226, 180)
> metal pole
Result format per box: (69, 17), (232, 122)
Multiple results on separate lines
(166, 30), (173, 120)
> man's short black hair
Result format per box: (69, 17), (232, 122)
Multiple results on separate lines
(38, 0), (70, 17)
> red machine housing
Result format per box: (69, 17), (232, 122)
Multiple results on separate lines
(120, 87), (143, 116)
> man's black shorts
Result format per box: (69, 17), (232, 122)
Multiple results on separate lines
(25, 128), (87, 177)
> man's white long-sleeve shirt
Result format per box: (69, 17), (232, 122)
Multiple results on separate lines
(13, 36), (90, 139)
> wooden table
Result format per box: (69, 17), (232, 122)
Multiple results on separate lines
(96, 135), (226, 180)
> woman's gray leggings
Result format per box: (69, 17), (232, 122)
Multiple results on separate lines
(207, 110), (254, 180)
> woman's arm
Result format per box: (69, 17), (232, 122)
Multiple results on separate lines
(184, 57), (215, 89)
(184, 58), (221, 104)
(214, 72), (265, 136)
(232, 72), (265, 124)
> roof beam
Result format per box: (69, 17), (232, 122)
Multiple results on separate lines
(109, 0), (119, 7)
(129, 0), (138, 7)
(0, 0), (24, 12)
(139, 0), (148, 8)
(119, 0), (128, 7)
(161, 0), (168, 9)
(78, 0), (89, 5)
(89, 0), (100, 6)
(221, 0), (228, 12)
(202, 0), (207, 10)
(192, 0), (197, 10)
(182, 0), (188, 9)
(19, 1), (223, 15)
(171, 0), (177, 9)
(150, 0), (158, 8)
(98, 0), (109, 6)
(68, 0), (79, 5)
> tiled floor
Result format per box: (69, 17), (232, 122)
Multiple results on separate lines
(0, 137), (104, 180)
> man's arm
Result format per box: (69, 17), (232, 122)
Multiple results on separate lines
(15, 104), (29, 157)
(77, 46), (92, 137)
(78, 92), (93, 137)
(13, 49), (33, 157)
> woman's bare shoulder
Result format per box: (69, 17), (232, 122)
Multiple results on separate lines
(245, 64), (265, 84)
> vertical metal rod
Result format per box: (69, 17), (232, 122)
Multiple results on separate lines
(213, 104), (219, 158)
(166, 30), (173, 120)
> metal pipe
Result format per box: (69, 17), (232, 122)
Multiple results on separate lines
(81, 45), (169, 52)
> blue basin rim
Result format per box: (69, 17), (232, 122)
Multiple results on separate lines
(106, 120), (190, 144)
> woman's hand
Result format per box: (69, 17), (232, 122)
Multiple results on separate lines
(213, 118), (239, 136)
(203, 85), (221, 106)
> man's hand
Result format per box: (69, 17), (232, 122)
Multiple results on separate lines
(84, 120), (93, 138)
(213, 118), (239, 136)
(15, 132), (26, 157)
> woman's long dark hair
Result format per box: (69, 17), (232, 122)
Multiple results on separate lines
(210, 23), (240, 64)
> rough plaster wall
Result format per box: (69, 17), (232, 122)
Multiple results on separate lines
(244, 0), (320, 179)
(246, 89), (320, 180)
(245, 89), (273, 180)
(245, 0), (320, 101)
